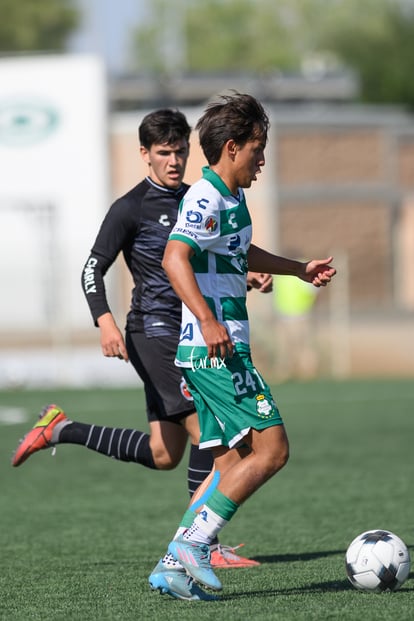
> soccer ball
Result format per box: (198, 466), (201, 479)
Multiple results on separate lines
(345, 530), (411, 592)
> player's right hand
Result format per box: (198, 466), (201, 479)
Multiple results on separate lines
(97, 313), (129, 361)
(200, 317), (234, 360)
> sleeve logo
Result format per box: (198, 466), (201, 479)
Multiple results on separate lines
(186, 210), (203, 224)
(204, 216), (218, 233)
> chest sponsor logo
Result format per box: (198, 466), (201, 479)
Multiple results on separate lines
(228, 234), (241, 254)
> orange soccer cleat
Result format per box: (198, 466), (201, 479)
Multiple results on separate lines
(11, 404), (67, 467)
(210, 543), (261, 568)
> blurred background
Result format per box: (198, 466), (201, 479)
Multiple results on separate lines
(1, 0), (414, 387)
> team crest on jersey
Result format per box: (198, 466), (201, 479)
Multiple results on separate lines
(204, 216), (218, 233)
(256, 394), (274, 418)
(180, 377), (193, 401)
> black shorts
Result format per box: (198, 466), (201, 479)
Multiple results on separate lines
(125, 331), (195, 424)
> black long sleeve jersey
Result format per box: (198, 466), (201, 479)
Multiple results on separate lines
(81, 177), (189, 337)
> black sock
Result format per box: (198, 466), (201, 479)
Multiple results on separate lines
(187, 444), (214, 498)
(59, 423), (156, 469)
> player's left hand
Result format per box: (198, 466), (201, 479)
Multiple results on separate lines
(247, 272), (273, 293)
(302, 257), (336, 287)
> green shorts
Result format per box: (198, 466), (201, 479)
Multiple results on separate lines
(183, 349), (283, 450)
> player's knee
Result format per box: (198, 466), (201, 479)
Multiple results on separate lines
(151, 448), (181, 470)
(267, 442), (289, 476)
(272, 431), (289, 473)
(276, 442), (289, 471)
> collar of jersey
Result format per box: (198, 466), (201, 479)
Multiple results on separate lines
(145, 176), (185, 196)
(202, 166), (235, 197)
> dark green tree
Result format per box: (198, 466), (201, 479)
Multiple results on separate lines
(184, 0), (299, 72)
(0, 0), (79, 52)
(320, 0), (414, 106)
(132, 0), (414, 106)
(131, 0), (308, 74)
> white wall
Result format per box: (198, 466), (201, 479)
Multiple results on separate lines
(0, 54), (110, 334)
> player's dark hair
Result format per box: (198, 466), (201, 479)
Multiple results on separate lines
(139, 109), (191, 149)
(195, 92), (269, 165)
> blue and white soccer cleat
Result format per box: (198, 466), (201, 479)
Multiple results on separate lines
(168, 536), (222, 591)
(149, 559), (218, 601)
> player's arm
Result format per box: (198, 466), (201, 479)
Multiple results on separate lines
(81, 201), (132, 362)
(248, 244), (336, 287)
(81, 251), (129, 362)
(162, 240), (233, 359)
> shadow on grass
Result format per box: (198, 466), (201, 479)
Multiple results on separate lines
(254, 542), (414, 565)
(219, 578), (352, 601)
(221, 570), (414, 601)
(253, 549), (345, 564)
(221, 577), (414, 601)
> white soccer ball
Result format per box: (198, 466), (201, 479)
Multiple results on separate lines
(345, 530), (411, 592)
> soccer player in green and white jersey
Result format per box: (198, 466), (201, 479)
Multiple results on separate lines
(154, 92), (336, 596)
(170, 164), (253, 371)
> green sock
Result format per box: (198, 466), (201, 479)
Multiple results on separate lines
(205, 488), (239, 521)
(179, 508), (196, 529)
(183, 490), (240, 544)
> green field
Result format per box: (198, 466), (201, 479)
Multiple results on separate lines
(1, 379), (413, 620)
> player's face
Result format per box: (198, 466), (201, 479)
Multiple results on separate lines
(140, 139), (190, 189)
(233, 136), (266, 189)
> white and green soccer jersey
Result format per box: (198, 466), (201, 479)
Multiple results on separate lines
(169, 166), (252, 367)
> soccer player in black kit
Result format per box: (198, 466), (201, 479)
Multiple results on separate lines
(12, 108), (271, 600)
